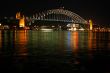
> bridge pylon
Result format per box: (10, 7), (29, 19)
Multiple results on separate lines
(16, 12), (25, 28)
(89, 19), (93, 30)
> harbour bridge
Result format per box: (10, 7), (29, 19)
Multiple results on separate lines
(24, 8), (88, 30)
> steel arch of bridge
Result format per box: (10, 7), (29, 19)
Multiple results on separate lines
(33, 9), (87, 24)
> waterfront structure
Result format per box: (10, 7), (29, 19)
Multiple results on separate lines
(89, 19), (93, 30)
(16, 12), (21, 19)
(16, 12), (25, 28)
(26, 8), (88, 30)
(19, 16), (25, 28)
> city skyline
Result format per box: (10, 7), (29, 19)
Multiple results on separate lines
(0, 0), (110, 24)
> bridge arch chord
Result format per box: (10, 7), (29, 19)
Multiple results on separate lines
(44, 9), (88, 24)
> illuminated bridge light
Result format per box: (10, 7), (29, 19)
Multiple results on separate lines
(16, 12), (21, 19)
(89, 19), (93, 30)
(28, 8), (88, 30)
(19, 16), (25, 28)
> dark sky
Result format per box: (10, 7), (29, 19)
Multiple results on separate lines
(0, 0), (110, 24)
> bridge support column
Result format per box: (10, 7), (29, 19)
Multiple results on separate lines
(19, 16), (25, 28)
(16, 12), (25, 28)
(89, 19), (93, 30)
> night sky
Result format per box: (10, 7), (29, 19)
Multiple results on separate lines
(0, 0), (110, 24)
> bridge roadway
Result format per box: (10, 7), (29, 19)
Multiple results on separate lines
(29, 18), (81, 24)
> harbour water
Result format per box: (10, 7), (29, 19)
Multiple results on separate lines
(0, 30), (110, 73)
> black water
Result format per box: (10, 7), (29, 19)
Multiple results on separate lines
(0, 30), (110, 73)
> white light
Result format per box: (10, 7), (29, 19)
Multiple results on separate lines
(73, 28), (77, 31)
(68, 28), (73, 31)
(40, 29), (53, 32)
(67, 24), (71, 27)
(79, 28), (85, 31)
(52, 26), (55, 28)
(0, 23), (1, 26)
(68, 27), (77, 31)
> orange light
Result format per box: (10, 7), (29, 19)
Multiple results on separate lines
(71, 32), (79, 56)
(16, 12), (21, 19)
(88, 31), (92, 49)
(19, 16), (25, 27)
(17, 30), (28, 56)
(0, 31), (2, 48)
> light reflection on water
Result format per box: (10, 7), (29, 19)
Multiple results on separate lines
(0, 30), (110, 72)
(15, 30), (28, 56)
